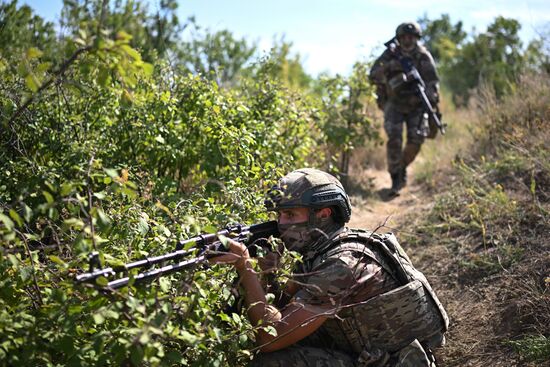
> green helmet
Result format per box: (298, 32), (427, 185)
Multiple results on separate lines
(265, 168), (352, 223)
(396, 22), (422, 38)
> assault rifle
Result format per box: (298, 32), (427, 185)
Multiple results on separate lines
(76, 221), (279, 289)
(384, 38), (445, 135)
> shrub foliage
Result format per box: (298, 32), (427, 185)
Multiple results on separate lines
(0, 2), (331, 366)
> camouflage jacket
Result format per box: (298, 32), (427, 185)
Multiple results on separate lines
(369, 44), (439, 112)
(289, 228), (448, 365)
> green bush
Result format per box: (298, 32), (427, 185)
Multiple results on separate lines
(0, 15), (324, 365)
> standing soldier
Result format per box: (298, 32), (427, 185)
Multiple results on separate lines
(370, 22), (440, 195)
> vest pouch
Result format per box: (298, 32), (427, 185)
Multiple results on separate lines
(352, 279), (445, 353)
(388, 73), (407, 93)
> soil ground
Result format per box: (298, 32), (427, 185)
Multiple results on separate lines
(347, 166), (430, 231)
(347, 166), (542, 367)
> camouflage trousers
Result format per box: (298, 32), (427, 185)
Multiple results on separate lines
(383, 103), (425, 175)
(248, 340), (436, 367)
(249, 346), (354, 366)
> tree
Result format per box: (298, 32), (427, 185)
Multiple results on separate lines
(60, 0), (182, 61)
(420, 15), (529, 104)
(446, 17), (524, 103)
(318, 62), (379, 187)
(523, 25), (550, 74)
(418, 13), (467, 63)
(0, 0), (57, 60)
(260, 38), (313, 90)
(178, 22), (257, 87)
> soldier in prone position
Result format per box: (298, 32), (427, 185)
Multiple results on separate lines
(211, 168), (448, 366)
(369, 22), (440, 195)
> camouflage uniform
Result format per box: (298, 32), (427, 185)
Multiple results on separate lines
(251, 229), (438, 367)
(369, 40), (439, 189)
(255, 169), (446, 366)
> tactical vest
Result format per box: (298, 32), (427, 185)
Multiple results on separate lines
(311, 228), (449, 357)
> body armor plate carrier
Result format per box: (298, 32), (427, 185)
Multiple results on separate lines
(323, 229), (449, 354)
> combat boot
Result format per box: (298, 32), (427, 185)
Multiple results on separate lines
(390, 171), (403, 195)
(401, 167), (407, 188)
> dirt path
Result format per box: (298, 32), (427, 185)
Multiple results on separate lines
(348, 167), (431, 232)
(348, 167), (538, 367)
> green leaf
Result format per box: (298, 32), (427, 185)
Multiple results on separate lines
(9, 209), (23, 227)
(17, 61), (28, 77)
(49, 255), (66, 267)
(96, 208), (111, 228)
(103, 168), (118, 178)
(36, 62), (52, 73)
(95, 276), (109, 287)
(115, 30), (132, 42)
(137, 216), (149, 235)
(68, 305), (83, 316)
(0, 213), (14, 231)
(98, 66), (111, 87)
(159, 277), (171, 292)
(7, 254), (19, 267)
(25, 74), (40, 92)
(20, 266), (33, 282)
(93, 313), (105, 324)
(42, 191), (54, 204)
(104, 256), (125, 268)
(217, 234), (229, 248)
(121, 44), (141, 61)
(202, 224), (217, 233)
(60, 183), (73, 196)
(182, 240), (196, 251)
(130, 345), (144, 366)
(93, 191), (106, 200)
(178, 330), (198, 344)
(22, 204), (32, 222)
(263, 325), (277, 336)
(138, 331), (150, 344)
(154, 135), (165, 144)
(142, 62), (154, 76)
(219, 313), (231, 322)
(26, 47), (43, 59)
(63, 218), (85, 230)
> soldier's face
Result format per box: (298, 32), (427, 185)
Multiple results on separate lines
(277, 207), (333, 225)
(399, 34), (417, 51)
(277, 207), (309, 225)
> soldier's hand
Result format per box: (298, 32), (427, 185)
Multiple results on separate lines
(209, 238), (250, 270)
(258, 251), (280, 273)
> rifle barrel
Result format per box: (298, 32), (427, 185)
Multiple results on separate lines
(107, 255), (207, 289)
(75, 220), (279, 288)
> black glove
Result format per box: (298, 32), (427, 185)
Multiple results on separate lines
(375, 86), (387, 111)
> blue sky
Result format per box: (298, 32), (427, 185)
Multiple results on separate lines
(22, 0), (550, 76)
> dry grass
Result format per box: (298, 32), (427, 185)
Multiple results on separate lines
(398, 72), (550, 366)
